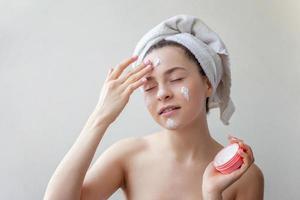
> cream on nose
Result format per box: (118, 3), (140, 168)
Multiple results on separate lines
(157, 88), (165, 99)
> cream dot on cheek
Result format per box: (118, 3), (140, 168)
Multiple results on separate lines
(180, 86), (190, 101)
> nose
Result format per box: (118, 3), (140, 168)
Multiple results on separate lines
(156, 86), (173, 101)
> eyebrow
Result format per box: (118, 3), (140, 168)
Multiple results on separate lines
(145, 66), (187, 80)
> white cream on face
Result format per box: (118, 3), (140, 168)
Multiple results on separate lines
(153, 57), (160, 67)
(157, 89), (164, 98)
(180, 86), (190, 101)
(143, 57), (183, 130)
(166, 118), (178, 129)
(163, 87), (189, 129)
(140, 57), (159, 92)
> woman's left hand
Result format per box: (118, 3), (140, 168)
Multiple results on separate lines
(202, 135), (255, 198)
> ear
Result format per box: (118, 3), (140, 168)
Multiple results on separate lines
(203, 76), (213, 97)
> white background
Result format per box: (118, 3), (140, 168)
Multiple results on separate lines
(1, 0), (299, 199)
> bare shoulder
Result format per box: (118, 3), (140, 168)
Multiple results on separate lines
(116, 132), (159, 151)
(81, 136), (150, 199)
(235, 163), (265, 200)
(113, 136), (148, 155)
(116, 132), (160, 163)
(113, 135), (152, 163)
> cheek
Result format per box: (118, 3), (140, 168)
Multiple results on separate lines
(179, 85), (204, 110)
(144, 95), (151, 107)
(144, 95), (157, 115)
(180, 86), (190, 101)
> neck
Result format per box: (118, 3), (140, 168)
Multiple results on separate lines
(161, 113), (218, 163)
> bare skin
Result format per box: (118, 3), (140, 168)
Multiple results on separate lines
(44, 48), (264, 200)
(122, 132), (224, 199)
(120, 133), (263, 200)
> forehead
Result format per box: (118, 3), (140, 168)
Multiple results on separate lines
(143, 46), (192, 79)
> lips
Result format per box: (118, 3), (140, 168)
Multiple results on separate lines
(158, 105), (181, 115)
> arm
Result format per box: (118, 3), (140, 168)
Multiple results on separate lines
(202, 135), (259, 200)
(43, 55), (153, 200)
(81, 137), (137, 199)
(235, 164), (264, 200)
(43, 110), (111, 200)
(202, 164), (264, 200)
(202, 192), (223, 200)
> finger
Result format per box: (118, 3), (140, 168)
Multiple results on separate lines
(228, 163), (248, 179)
(247, 145), (255, 162)
(228, 136), (244, 144)
(239, 143), (255, 163)
(122, 63), (153, 87)
(228, 134), (239, 141)
(123, 75), (148, 96)
(119, 59), (152, 83)
(226, 146), (254, 179)
(110, 55), (138, 80)
(228, 150), (251, 179)
(228, 134), (243, 141)
(237, 141), (249, 153)
(238, 148), (254, 170)
(105, 67), (114, 81)
(227, 133), (235, 139)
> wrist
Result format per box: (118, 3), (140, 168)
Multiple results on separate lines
(87, 109), (113, 129)
(202, 192), (223, 200)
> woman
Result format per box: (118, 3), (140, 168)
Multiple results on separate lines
(44, 15), (264, 200)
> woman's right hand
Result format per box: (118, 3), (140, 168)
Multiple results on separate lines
(94, 55), (153, 124)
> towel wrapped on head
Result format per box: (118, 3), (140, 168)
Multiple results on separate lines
(132, 14), (235, 125)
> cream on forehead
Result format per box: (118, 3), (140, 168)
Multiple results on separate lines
(180, 86), (190, 101)
(153, 57), (161, 67)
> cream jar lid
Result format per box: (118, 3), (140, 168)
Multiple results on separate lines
(213, 143), (240, 167)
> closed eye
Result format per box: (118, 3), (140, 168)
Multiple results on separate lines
(144, 78), (184, 92)
(171, 78), (183, 82)
(144, 87), (156, 92)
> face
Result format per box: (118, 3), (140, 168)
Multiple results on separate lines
(142, 46), (212, 130)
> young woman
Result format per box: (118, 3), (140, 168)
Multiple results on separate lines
(44, 16), (264, 200)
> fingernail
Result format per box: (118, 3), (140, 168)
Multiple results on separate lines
(132, 55), (138, 59)
(231, 136), (238, 140)
(143, 59), (151, 65)
(238, 149), (244, 154)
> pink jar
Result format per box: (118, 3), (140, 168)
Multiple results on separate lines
(213, 143), (244, 174)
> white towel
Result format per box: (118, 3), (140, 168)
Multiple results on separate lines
(132, 14), (235, 125)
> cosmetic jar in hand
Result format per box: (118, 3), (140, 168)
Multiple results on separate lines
(213, 143), (244, 174)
